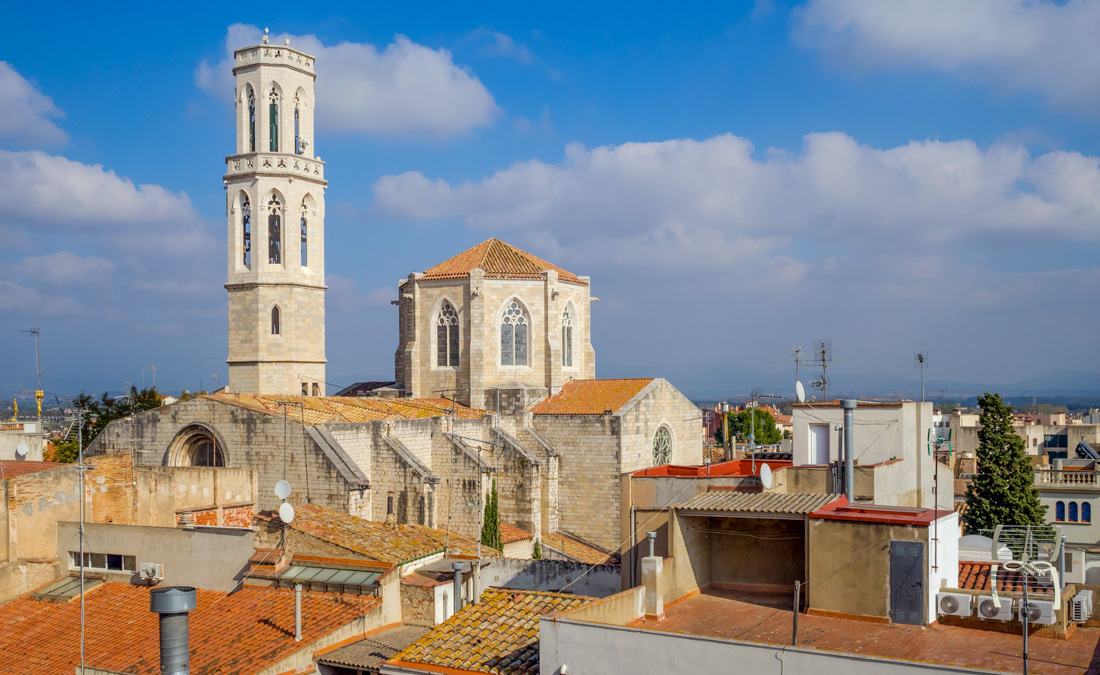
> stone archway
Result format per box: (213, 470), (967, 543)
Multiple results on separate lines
(168, 423), (228, 467)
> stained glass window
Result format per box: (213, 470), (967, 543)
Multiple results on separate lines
(268, 194), (282, 264)
(269, 87), (279, 152)
(653, 427), (672, 465)
(501, 301), (529, 366)
(437, 301), (459, 367)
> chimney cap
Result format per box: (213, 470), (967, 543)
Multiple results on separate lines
(150, 586), (197, 614)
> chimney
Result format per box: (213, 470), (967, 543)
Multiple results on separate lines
(295, 583), (302, 641)
(150, 586), (197, 675)
(452, 561), (464, 615)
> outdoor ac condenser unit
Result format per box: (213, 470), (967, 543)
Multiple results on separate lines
(937, 592), (973, 617)
(1022, 600), (1057, 625)
(976, 596), (1013, 621)
(1071, 590), (1094, 623)
(139, 562), (164, 582)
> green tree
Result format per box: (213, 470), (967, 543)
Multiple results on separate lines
(50, 387), (163, 462)
(532, 538), (542, 559)
(715, 409), (782, 446)
(481, 479), (502, 552)
(963, 393), (1047, 534)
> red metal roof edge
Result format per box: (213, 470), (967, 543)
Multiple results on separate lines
(810, 501), (955, 526)
(631, 459), (793, 477)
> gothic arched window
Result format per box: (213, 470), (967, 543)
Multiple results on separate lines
(653, 427), (672, 466)
(500, 301), (529, 366)
(562, 305), (574, 368)
(300, 205), (308, 268)
(247, 88), (256, 152)
(268, 194), (282, 264)
(241, 194), (251, 267)
(1070, 501), (1079, 522)
(271, 306), (281, 335)
(268, 87), (279, 152)
(294, 96), (301, 155)
(437, 301), (459, 367)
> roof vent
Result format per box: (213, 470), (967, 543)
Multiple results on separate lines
(150, 586), (197, 675)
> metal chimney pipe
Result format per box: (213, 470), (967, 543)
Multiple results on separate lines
(841, 400), (856, 501)
(452, 562), (464, 615)
(294, 583), (302, 642)
(150, 586), (197, 675)
(647, 531), (657, 559)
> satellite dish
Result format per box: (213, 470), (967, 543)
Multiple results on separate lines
(795, 381), (806, 404)
(274, 480), (292, 500)
(15, 443), (28, 458)
(278, 501), (295, 524)
(760, 463), (773, 489)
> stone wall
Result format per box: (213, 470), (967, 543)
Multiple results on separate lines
(618, 379), (703, 472)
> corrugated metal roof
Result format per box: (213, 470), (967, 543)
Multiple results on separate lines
(318, 625), (430, 669)
(677, 491), (841, 515)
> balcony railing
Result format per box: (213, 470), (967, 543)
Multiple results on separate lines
(1035, 469), (1098, 486)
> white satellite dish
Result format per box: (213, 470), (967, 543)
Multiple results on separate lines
(759, 463), (773, 489)
(795, 381), (806, 404)
(278, 501), (295, 524)
(274, 480), (292, 500)
(15, 443), (29, 458)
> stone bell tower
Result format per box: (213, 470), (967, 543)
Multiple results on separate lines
(224, 29), (327, 396)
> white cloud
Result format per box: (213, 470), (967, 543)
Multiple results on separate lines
(0, 280), (74, 315)
(0, 149), (193, 230)
(7, 252), (114, 285)
(370, 132), (1100, 269)
(197, 25), (499, 138)
(0, 62), (67, 146)
(792, 0), (1100, 113)
(470, 29), (534, 64)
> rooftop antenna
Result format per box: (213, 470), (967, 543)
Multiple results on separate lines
(914, 352), (928, 402)
(810, 340), (835, 400)
(749, 388), (782, 472)
(56, 394), (94, 675)
(21, 328), (43, 427)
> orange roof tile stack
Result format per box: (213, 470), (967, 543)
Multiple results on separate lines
(204, 393), (488, 424)
(420, 238), (587, 285)
(0, 582), (377, 675)
(500, 522), (533, 544)
(389, 588), (592, 674)
(275, 504), (492, 564)
(0, 460), (64, 479)
(956, 561), (1055, 596)
(530, 378), (654, 415)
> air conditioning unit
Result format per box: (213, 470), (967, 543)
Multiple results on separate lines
(139, 562), (164, 582)
(976, 596), (1013, 621)
(937, 592), (973, 617)
(1071, 590), (1094, 623)
(1021, 600), (1057, 625)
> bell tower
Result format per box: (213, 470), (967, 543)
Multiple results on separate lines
(224, 29), (326, 395)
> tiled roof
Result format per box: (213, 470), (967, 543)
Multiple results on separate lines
(317, 624), (431, 670)
(956, 562), (1056, 596)
(275, 504), (491, 564)
(543, 531), (619, 565)
(421, 238), (586, 285)
(0, 581), (377, 675)
(0, 460), (64, 478)
(530, 378), (655, 415)
(204, 393), (488, 424)
(677, 490), (842, 515)
(390, 589), (592, 674)
(333, 381), (397, 396)
(500, 522), (533, 544)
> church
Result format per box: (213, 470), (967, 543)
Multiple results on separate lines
(87, 33), (700, 555)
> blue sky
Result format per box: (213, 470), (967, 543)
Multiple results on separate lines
(2, 0), (1099, 400)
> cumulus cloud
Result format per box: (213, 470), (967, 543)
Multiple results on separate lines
(6, 252), (114, 285)
(371, 132), (1100, 269)
(197, 24), (499, 138)
(0, 62), (67, 146)
(469, 28), (534, 64)
(0, 280), (75, 315)
(792, 0), (1100, 112)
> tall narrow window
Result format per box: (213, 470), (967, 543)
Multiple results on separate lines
(312, 383), (320, 396)
(562, 305), (574, 367)
(271, 306), (281, 335)
(653, 427), (673, 465)
(1085, 502), (1092, 523)
(268, 194), (282, 264)
(294, 99), (301, 155)
(1056, 501), (1065, 521)
(269, 87), (279, 152)
(500, 301), (529, 366)
(248, 89), (256, 152)
(300, 206), (308, 267)
(1070, 501), (1079, 522)
(437, 302), (459, 367)
(241, 195), (251, 267)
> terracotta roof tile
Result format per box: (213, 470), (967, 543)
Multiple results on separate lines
(0, 460), (65, 479)
(269, 504), (492, 564)
(389, 589), (592, 674)
(0, 581), (377, 675)
(530, 378), (654, 415)
(204, 394), (488, 424)
(956, 562), (1055, 596)
(421, 239), (587, 285)
(500, 522), (533, 544)
(542, 531), (619, 565)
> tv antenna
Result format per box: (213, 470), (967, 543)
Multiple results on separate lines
(914, 352), (928, 402)
(748, 388), (782, 471)
(20, 328), (43, 426)
(771, 346), (805, 385)
(809, 340), (835, 400)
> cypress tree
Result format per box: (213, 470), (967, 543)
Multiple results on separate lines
(532, 538), (542, 559)
(481, 479), (502, 552)
(962, 393), (1047, 534)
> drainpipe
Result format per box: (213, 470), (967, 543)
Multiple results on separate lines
(150, 587), (197, 675)
(841, 400), (856, 502)
(452, 562), (464, 614)
(294, 583), (302, 641)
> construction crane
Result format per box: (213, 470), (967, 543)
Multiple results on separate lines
(21, 328), (43, 426)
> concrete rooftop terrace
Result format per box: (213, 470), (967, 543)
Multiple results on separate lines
(628, 588), (1099, 674)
